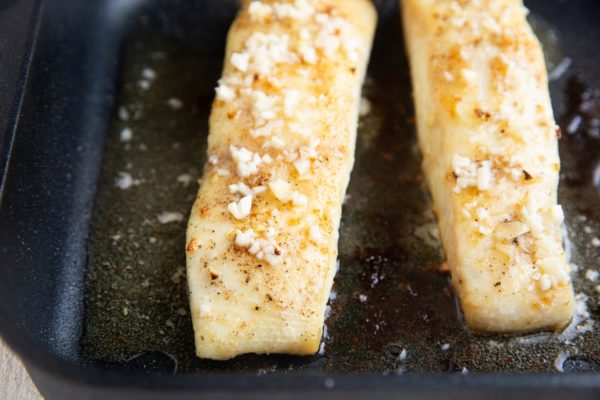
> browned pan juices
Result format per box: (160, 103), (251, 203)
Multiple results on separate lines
(81, 4), (600, 374)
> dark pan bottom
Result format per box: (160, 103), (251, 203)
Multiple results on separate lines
(81, 0), (600, 375)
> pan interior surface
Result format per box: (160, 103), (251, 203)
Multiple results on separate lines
(81, 0), (600, 375)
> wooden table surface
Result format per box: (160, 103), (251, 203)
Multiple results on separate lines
(0, 338), (43, 400)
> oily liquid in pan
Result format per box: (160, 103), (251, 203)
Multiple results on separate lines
(81, 6), (600, 374)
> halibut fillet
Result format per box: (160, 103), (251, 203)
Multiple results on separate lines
(186, 0), (376, 359)
(402, 0), (574, 333)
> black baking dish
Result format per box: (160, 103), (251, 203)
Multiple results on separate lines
(2, 0), (600, 398)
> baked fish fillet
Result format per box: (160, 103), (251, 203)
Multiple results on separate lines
(402, 0), (574, 333)
(186, 0), (376, 360)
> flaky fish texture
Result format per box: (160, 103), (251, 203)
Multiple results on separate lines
(402, 0), (574, 333)
(186, 0), (376, 360)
